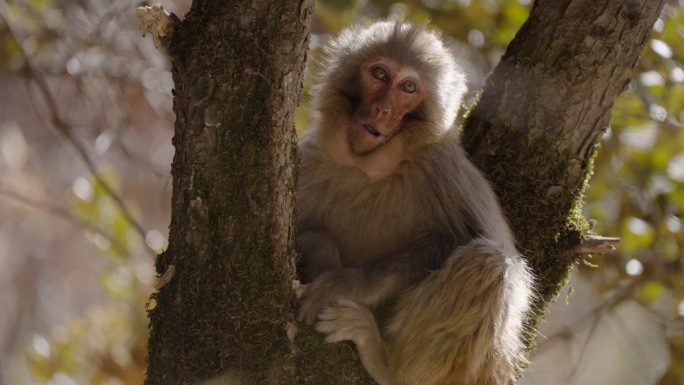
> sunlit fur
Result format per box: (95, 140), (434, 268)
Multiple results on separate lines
(297, 20), (533, 385)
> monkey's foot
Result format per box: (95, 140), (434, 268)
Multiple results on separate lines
(297, 270), (360, 325)
(315, 299), (377, 345)
(136, 3), (179, 49)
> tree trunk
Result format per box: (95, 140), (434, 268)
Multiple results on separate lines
(462, 0), (665, 338)
(143, 1), (314, 384)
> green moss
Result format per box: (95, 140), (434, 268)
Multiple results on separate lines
(146, 157), (294, 384)
(181, 1), (224, 36)
(145, 52), (297, 385)
(462, 113), (596, 346)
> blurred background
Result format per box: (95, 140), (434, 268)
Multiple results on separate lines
(0, 0), (682, 384)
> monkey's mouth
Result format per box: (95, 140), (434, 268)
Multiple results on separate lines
(363, 124), (381, 137)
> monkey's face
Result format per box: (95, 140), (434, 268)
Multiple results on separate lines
(348, 58), (426, 155)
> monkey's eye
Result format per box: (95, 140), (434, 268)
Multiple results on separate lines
(370, 67), (388, 81)
(400, 80), (417, 94)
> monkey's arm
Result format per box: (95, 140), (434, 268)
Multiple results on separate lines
(298, 233), (453, 324)
(298, 230), (344, 282)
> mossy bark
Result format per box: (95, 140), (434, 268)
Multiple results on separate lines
(462, 0), (665, 347)
(144, 1), (314, 384)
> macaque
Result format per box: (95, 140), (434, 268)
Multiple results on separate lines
(296, 20), (534, 385)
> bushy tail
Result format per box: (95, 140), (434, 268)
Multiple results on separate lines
(386, 238), (533, 385)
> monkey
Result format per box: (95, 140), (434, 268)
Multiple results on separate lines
(296, 20), (534, 385)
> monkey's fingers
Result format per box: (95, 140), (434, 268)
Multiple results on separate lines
(316, 300), (376, 345)
(297, 278), (343, 324)
(297, 294), (328, 325)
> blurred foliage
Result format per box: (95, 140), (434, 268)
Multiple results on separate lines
(24, 172), (151, 384)
(1, 0), (163, 383)
(1, 0), (683, 384)
(581, 4), (684, 383)
(0, 0), (64, 72)
(26, 305), (147, 385)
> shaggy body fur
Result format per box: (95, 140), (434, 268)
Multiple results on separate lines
(297, 20), (533, 385)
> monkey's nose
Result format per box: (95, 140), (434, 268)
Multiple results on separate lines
(375, 105), (390, 116)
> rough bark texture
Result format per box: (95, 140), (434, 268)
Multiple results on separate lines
(462, 0), (665, 340)
(144, 1), (314, 384)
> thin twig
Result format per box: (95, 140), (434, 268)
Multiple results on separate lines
(576, 233), (621, 255)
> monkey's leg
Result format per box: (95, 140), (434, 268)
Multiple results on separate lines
(386, 238), (531, 385)
(316, 299), (396, 385)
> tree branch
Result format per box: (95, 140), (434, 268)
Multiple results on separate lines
(576, 233), (621, 255)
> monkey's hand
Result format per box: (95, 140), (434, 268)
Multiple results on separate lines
(317, 300), (395, 385)
(316, 299), (377, 345)
(297, 269), (361, 325)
